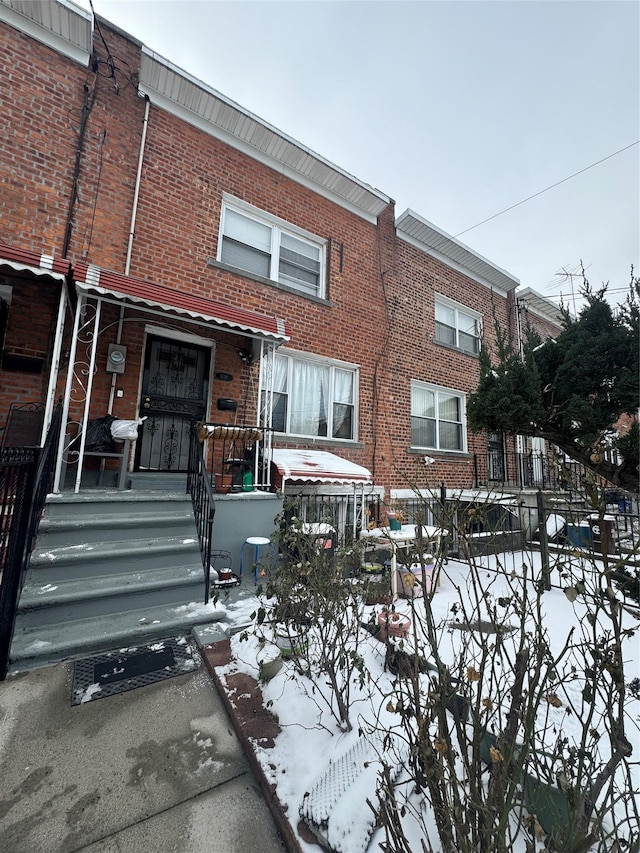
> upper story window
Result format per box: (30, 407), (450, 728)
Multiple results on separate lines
(219, 200), (324, 298)
(411, 380), (466, 452)
(435, 297), (481, 354)
(266, 351), (357, 440)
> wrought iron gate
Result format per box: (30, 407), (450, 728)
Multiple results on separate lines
(135, 336), (210, 472)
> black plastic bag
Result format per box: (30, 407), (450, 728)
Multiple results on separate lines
(84, 415), (116, 452)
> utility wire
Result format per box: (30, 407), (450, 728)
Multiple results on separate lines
(455, 140), (639, 238)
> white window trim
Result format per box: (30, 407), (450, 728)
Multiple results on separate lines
(410, 379), (467, 453)
(434, 294), (482, 353)
(218, 195), (326, 298)
(267, 348), (359, 441)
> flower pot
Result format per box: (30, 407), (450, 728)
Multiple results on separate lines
(387, 512), (402, 531)
(523, 773), (571, 836)
(257, 645), (283, 681)
(274, 624), (308, 658)
(377, 610), (410, 642)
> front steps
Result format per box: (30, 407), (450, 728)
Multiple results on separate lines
(9, 491), (220, 672)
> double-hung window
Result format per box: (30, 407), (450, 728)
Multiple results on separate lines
(266, 351), (357, 440)
(219, 201), (324, 298)
(435, 297), (481, 354)
(411, 381), (466, 452)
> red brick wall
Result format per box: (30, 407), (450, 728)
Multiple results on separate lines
(385, 240), (514, 490)
(0, 15), (519, 496)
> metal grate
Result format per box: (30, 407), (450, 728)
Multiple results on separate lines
(71, 635), (198, 705)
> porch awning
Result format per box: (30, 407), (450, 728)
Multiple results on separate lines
(272, 449), (372, 485)
(0, 244), (69, 284)
(73, 262), (290, 342)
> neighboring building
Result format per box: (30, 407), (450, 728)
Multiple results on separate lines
(0, 0), (531, 515)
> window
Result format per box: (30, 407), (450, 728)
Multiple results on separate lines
(266, 352), (357, 440)
(435, 297), (481, 354)
(219, 202), (324, 297)
(411, 381), (466, 451)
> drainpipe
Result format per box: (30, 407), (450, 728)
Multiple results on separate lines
(107, 96), (150, 416)
(125, 95), (150, 276)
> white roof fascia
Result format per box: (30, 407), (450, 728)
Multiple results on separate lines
(139, 48), (391, 224)
(516, 287), (565, 328)
(396, 209), (520, 295)
(0, 0), (92, 65)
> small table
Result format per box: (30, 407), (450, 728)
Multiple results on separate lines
(360, 524), (443, 600)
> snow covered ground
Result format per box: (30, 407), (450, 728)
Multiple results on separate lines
(214, 550), (640, 853)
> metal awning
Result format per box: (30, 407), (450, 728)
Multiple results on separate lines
(74, 262), (290, 342)
(272, 449), (372, 485)
(0, 244), (69, 284)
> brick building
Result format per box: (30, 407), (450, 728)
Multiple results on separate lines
(0, 0), (529, 509)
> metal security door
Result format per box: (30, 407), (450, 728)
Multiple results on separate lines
(488, 431), (506, 482)
(136, 336), (210, 471)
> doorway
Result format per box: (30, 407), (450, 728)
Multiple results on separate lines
(135, 335), (211, 472)
(488, 431), (506, 482)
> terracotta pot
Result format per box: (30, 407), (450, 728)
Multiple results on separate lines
(377, 610), (411, 642)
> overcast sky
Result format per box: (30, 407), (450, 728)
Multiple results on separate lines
(76, 0), (639, 309)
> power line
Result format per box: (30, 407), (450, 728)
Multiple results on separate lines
(455, 140), (639, 238)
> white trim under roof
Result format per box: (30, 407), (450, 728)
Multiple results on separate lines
(516, 287), (565, 328)
(0, 0), (92, 65)
(138, 48), (391, 224)
(396, 209), (520, 294)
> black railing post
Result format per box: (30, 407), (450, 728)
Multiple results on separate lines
(186, 424), (216, 604)
(536, 489), (551, 592)
(0, 452), (37, 680)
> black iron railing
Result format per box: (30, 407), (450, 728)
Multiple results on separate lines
(187, 425), (215, 604)
(0, 401), (63, 680)
(473, 450), (610, 493)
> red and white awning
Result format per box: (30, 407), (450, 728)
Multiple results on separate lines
(0, 244), (69, 283)
(74, 262), (290, 342)
(272, 449), (372, 485)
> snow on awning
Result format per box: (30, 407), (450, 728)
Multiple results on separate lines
(74, 262), (290, 342)
(272, 449), (372, 486)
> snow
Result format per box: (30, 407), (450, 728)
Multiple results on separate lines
(215, 550), (640, 853)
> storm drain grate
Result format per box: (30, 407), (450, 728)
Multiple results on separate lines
(71, 635), (198, 705)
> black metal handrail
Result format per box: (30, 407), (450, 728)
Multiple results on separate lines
(187, 424), (215, 604)
(0, 401), (63, 680)
(28, 401), (63, 551)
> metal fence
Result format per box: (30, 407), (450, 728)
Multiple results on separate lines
(473, 450), (610, 494)
(0, 402), (63, 679)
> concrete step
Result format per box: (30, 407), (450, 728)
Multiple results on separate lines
(37, 509), (197, 547)
(44, 491), (193, 520)
(128, 472), (189, 491)
(9, 599), (224, 673)
(17, 564), (205, 630)
(29, 536), (202, 582)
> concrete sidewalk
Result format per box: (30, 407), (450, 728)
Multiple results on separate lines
(0, 649), (286, 853)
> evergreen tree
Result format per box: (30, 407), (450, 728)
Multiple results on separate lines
(468, 272), (639, 493)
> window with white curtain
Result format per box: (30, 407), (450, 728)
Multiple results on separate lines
(435, 297), (481, 354)
(219, 201), (324, 297)
(266, 352), (357, 440)
(411, 380), (466, 451)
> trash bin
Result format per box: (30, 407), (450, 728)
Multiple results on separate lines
(588, 514), (615, 554)
(618, 497), (632, 514)
(566, 522), (591, 549)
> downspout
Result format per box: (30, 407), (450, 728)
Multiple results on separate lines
(107, 95), (150, 416)
(125, 95), (150, 276)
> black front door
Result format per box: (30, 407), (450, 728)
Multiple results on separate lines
(135, 336), (210, 472)
(488, 431), (506, 482)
